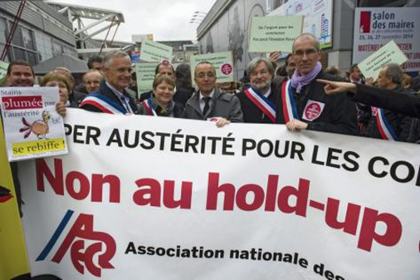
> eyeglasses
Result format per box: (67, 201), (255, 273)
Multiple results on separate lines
(196, 72), (216, 79)
(294, 49), (318, 57)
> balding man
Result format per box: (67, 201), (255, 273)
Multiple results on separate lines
(83, 69), (104, 94)
(80, 50), (139, 114)
(184, 61), (243, 127)
(277, 33), (357, 135)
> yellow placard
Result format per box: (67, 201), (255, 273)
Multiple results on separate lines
(0, 122), (31, 280)
(12, 138), (66, 156)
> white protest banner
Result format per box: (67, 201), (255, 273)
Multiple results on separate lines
(19, 109), (420, 279)
(134, 62), (159, 97)
(0, 87), (68, 161)
(353, 7), (420, 73)
(248, 16), (303, 53)
(140, 39), (173, 62)
(190, 52), (234, 85)
(358, 40), (408, 79)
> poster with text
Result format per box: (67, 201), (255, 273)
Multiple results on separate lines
(248, 16), (303, 53)
(140, 39), (173, 62)
(0, 87), (68, 161)
(269, 0), (333, 49)
(353, 7), (420, 73)
(190, 52), (234, 85)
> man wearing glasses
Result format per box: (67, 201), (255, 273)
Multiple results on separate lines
(277, 33), (357, 135)
(184, 61), (243, 127)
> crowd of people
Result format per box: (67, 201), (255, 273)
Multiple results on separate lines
(4, 32), (420, 140)
(3, 32), (420, 219)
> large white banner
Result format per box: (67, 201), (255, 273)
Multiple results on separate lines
(20, 109), (420, 279)
(353, 7), (420, 73)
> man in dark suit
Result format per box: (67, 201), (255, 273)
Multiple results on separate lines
(184, 61), (243, 127)
(80, 50), (139, 115)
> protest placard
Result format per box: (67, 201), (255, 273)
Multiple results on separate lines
(0, 87), (68, 161)
(135, 62), (159, 97)
(190, 52), (234, 85)
(140, 39), (173, 62)
(358, 40), (408, 79)
(248, 16), (303, 53)
(19, 109), (420, 279)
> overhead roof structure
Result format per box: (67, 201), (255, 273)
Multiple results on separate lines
(46, 2), (124, 53)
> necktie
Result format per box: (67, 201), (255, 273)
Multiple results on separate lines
(203, 97), (211, 116)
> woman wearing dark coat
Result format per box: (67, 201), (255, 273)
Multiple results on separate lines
(138, 74), (184, 118)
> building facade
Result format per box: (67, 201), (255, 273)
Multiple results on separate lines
(0, 1), (77, 66)
(197, 0), (420, 79)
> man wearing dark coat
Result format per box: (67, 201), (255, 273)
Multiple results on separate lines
(80, 50), (138, 115)
(276, 33), (357, 136)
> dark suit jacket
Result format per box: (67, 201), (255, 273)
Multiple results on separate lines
(81, 80), (139, 114)
(276, 72), (358, 135)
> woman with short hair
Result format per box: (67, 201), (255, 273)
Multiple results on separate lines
(139, 74), (184, 117)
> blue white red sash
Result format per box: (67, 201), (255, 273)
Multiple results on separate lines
(374, 107), (397, 141)
(142, 99), (157, 116)
(80, 94), (126, 114)
(281, 80), (299, 123)
(244, 87), (276, 123)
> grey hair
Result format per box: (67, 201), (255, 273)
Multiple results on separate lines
(103, 50), (130, 69)
(292, 33), (320, 53)
(383, 63), (403, 84)
(247, 57), (275, 77)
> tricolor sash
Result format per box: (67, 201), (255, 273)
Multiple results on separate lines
(80, 94), (127, 114)
(244, 87), (276, 123)
(142, 99), (157, 116)
(281, 80), (299, 123)
(374, 107), (397, 141)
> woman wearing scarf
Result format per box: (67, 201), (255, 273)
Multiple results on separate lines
(139, 74), (184, 117)
(276, 33), (358, 136)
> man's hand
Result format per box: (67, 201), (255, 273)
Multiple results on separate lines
(286, 119), (308, 132)
(56, 101), (66, 117)
(269, 51), (281, 62)
(365, 77), (374, 86)
(317, 79), (357, 95)
(215, 117), (231, 128)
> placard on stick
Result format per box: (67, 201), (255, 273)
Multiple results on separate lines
(358, 40), (408, 79)
(248, 16), (304, 53)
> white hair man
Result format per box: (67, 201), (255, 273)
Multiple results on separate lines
(80, 50), (139, 114)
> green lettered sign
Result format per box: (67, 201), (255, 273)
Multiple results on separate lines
(135, 62), (159, 98)
(190, 52), (234, 85)
(358, 40), (408, 80)
(140, 39), (173, 62)
(248, 16), (304, 53)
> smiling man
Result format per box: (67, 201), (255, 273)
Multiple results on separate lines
(276, 33), (357, 135)
(184, 61), (243, 126)
(80, 50), (139, 114)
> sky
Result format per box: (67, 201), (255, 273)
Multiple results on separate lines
(47, 0), (217, 42)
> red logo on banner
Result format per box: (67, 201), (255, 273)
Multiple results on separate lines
(220, 63), (233, 75)
(360, 11), (371, 33)
(2, 96), (43, 110)
(52, 213), (116, 277)
(304, 103), (322, 121)
(37, 211), (116, 277)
